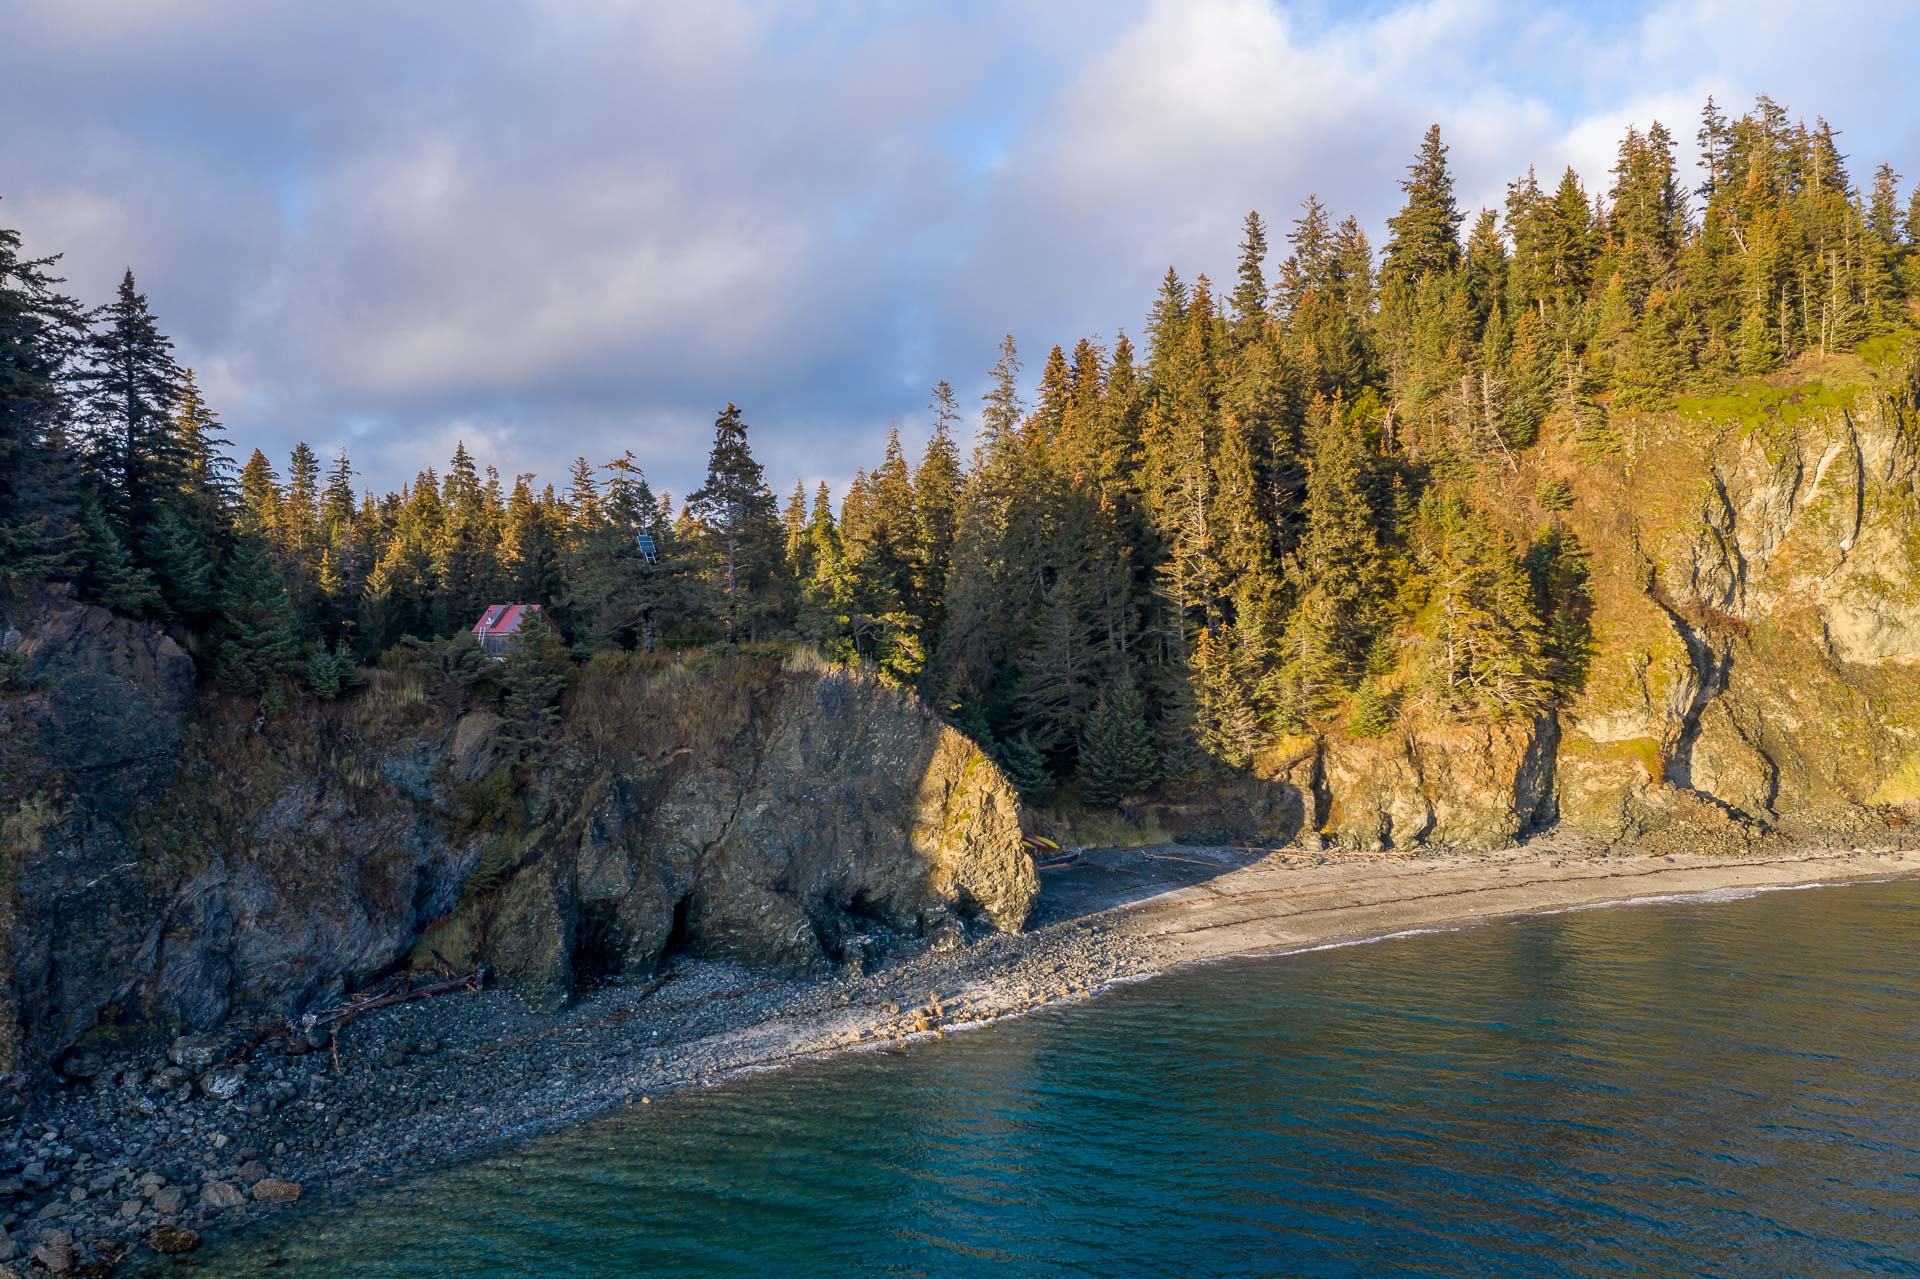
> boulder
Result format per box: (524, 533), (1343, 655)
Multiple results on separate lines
(167, 1035), (224, 1072)
(30, 1231), (73, 1275)
(924, 913), (967, 954)
(251, 1178), (301, 1204)
(56, 1053), (102, 1083)
(196, 1067), (246, 1101)
(198, 1180), (246, 1210)
(148, 1226), (200, 1255)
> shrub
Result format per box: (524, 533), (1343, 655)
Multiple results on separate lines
(306, 643), (364, 701)
(1535, 476), (1575, 512)
(1347, 677), (1397, 738)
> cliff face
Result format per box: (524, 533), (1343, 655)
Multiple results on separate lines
(1128, 354), (1920, 854)
(0, 588), (199, 1083)
(1553, 360), (1920, 847)
(0, 616), (1032, 1081)
(423, 658), (1033, 1007)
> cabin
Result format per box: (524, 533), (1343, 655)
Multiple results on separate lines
(471, 603), (544, 660)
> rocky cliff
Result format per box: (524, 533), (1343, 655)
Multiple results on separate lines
(1550, 354), (1920, 848)
(0, 611), (1032, 1086)
(1138, 351), (1920, 854)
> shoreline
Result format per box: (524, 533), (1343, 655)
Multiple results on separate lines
(16, 838), (1920, 1274)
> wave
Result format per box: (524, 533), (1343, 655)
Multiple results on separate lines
(1536, 879), (1856, 916)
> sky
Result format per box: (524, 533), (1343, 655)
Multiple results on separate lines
(5, 0), (1919, 502)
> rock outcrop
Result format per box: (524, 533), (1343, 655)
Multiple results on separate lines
(1319, 716), (1560, 851)
(0, 610), (1033, 1079)
(429, 663), (1033, 1006)
(1553, 360), (1920, 846)
(0, 586), (199, 1086)
(1096, 354), (1920, 855)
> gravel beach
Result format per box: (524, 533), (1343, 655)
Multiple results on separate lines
(8, 837), (1918, 1276)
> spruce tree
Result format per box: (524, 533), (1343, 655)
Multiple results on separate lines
(930, 338), (1027, 722)
(210, 532), (298, 695)
(1541, 167), (1595, 309)
(863, 426), (918, 608)
(1228, 211), (1270, 343)
(498, 610), (572, 756)
(434, 440), (501, 633)
(1347, 675), (1395, 738)
(1143, 268), (1188, 391)
(169, 370), (232, 513)
(499, 475), (564, 607)
(305, 641), (362, 701)
(1031, 345), (1071, 443)
(164, 370), (235, 590)
(74, 270), (183, 566)
(1383, 125), (1464, 286)
(687, 404), (780, 642)
(1294, 398), (1385, 693)
(0, 219), (85, 592)
(75, 491), (158, 614)
(281, 441), (321, 550)
(1277, 196), (1372, 397)
(1012, 575), (1097, 755)
(797, 484), (856, 657)
(1078, 671), (1159, 807)
(1462, 208), (1507, 322)
(980, 336), (1024, 453)
(237, 449), (281, 536)
(1410, 491), (1550, 721)
(913, 381), (963, 622)
(781, 480), (810, 580)
(994, 732), (1054, 806)
(145, 505), (218, 623)
(564, 456), (601, 532)
(1191, 622), (1263, 769)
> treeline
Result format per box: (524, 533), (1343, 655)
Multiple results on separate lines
(3, 95), (1917, 805)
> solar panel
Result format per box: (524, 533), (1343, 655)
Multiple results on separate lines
(635, 532), (658, 563)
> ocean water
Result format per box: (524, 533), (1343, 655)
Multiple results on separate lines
(192, 878), (1920, 1278)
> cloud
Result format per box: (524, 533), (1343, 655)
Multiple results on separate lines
(2, 0), (1915, 501)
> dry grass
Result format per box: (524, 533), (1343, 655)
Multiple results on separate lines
(566, 648), (777, 764)
(1027, 796), (1173, 851)
(780, 645), (833, 675)
(355, 666), (433, 735)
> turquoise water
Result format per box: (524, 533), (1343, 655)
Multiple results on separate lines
(195, 878), (1920, 1277)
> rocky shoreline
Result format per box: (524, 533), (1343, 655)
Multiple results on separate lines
(5, 837), (1917, 1276)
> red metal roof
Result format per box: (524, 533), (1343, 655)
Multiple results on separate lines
(471, 603), (543, 637)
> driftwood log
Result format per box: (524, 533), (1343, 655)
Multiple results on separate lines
(224, 968), (486, 1067)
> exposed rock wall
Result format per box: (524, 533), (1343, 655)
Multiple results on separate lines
(0, 611), (1032, 1080)
(1112, 358), (1920, 855)
(1555, 362), (1920, 845)
(436, 664), (1033, 1008)
(0, 587), (200, 1082)
(1319, 717), (1560, 851)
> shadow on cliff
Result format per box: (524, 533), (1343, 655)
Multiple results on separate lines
(1029, 844), (1271, 927)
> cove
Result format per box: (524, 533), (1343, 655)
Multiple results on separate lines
(180, 878), (1920, 1278)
